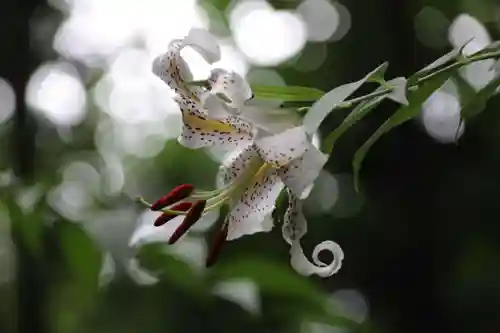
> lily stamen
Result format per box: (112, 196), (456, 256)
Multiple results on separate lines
(154, 202), (193, 226)
(150, 184), (195, 211)
(206, 223), (229, 267)
(168, 200), (207, 244)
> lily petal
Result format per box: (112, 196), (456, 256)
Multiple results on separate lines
(254, 126), (309, 167)
(226, 167), (283, 240)
(278, 144), (327, 199)
(176, 95), (255, 150)
(239, 105), (302, 135)
(290, 240), (344, 278)
(283, 194), (344, 278)
(282, 193), (307, 244)
(217, 145), (262, 187)
(152, 28), (220, 97)
(182, 28), (221, 65)
(207, 68), (253, 110)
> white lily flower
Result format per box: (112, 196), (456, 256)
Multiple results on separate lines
(136, 125), (343, 278)
(152, 28), (255, 150)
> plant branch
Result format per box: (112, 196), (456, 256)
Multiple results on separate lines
(334, 50), (500, 110)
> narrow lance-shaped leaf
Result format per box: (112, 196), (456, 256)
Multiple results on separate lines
(460, 73), (500, 121)
(251, 85), (325, 102)
(303, 62), (389, 134)
(471, 41), (500, 57)
(453, 73), (477, 107)
(409, 39), (472, 84)
(322, 77), (408, 153)
(352, 72), (453, 191)
(322, 98), (384, 154)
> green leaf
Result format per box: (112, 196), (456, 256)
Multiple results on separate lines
(460, 74), (500, 121)
(409, 39), (472, 84)
(322, 77), (408, 153)
(55, 221), (102, 291)
(385, 77), (409, 105)
(453, 73), (477, 108)
(323, 98), (384, 153)
(251, 85), (324, 101)
(471, 41), (500, 57)
(303, 62), (388, 134)
(352, 72), (452, 191)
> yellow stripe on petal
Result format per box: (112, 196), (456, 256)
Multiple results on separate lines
(252, 163), (276, 185)
(182, 113), (237, 133)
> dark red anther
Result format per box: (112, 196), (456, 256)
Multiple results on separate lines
(151, 184), (195, 211)
(153, 202), (193, 227)
(168, 200), (207, 244)
(205, 224), (228, 268)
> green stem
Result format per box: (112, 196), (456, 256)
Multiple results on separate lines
(334, 50), (500, 109)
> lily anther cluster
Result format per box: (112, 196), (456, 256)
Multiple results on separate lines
(133, 28), (343, 278)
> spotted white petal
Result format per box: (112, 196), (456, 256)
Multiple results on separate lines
(207, 68), (253, 110)
(226, 167), (283, 240)
(254, 126), (309, 167)
(151, 28), (220, 97)
(217, 145), (262, 187)
(282, 193), (307, 244)
(290, 240), (344, 278)
(176, 95), (255, 150)
(152, 42), (187, 94)
(283, 194), (344, 278)
(278, 143), (327, 199)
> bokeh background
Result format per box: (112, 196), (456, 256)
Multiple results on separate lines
(2, 0), (500, 332)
